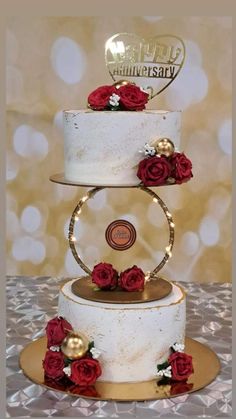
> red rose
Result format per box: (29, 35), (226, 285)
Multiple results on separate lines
(69, 357), (102, 386)
(170, 152), (193, 184)
(119, 265), (145, 291)
(45, 316), (73, 348)
(92, 262), (118, 290)
(69, 384), (100, 398)
(170, 381), (194, 395)
(42, 350), (65, 380)
(118, 84), (149, 111)
(88, 85), (117, 110)
(168, 352), (194, 382)
(137, 156), (172, 186)
(44, 375), (70, 391)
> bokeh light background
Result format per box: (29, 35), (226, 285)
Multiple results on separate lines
(6, 16), (232, 282)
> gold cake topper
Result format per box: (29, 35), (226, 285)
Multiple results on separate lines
(105, 33), (186, 98)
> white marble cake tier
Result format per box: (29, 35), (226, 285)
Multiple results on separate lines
(58, 279), (186, 383)
(63, 110), (181, 186)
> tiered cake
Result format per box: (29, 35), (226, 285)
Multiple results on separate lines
(42, 33), (195, 393)
(64, 110), (181, 185)
(58, 280), (186, 382)
(58, 104), (187, 383)
(57, 104), (192, 385)
(19, 33), (221, 400)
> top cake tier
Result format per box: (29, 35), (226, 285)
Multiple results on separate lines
(63, 110), (181, 186)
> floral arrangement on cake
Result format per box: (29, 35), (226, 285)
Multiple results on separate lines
(42, 316), (102, 395)
(87, 81), (149, 111)
(137, 139), (193, 187)
(42, 317), (194, 397)
(91, 262), (146, 291)
(156, 342), (194, 388)
(87, 81), (193, 187)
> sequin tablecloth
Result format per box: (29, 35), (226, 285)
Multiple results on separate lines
(6, 276), (232, 418)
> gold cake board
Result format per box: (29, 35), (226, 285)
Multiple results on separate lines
(49, 173), (173, 188)
(71, 276), (173, 303)
(19, 336), (220, 401)
(50, 173), (139, 188)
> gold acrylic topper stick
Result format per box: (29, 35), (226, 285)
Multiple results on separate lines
(105, 33), (186, 99)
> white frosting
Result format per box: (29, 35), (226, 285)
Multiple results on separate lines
(63, 110), (181, 185)
(58, 279), (186, 383)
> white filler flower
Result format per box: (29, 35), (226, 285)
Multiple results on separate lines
(63, 365), (72, 376)
(172, 343), (185, 352)
(90, 347), (102, 359)
(49, 346), (60, 352)
(157, 365), (172, 378)
(141, 143), (156, 156)
(109, 93), (120, 107)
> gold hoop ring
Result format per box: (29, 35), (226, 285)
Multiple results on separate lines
(68, 186), (175, 279)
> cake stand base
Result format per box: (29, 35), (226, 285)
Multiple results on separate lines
(19, 336), (220, 401)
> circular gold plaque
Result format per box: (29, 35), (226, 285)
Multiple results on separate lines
(71, 276), (172, 304)
(19, 336), (220, 401)
(105, 219), (136, 251)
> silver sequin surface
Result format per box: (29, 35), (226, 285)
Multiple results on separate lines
(6, 276), (232, 417)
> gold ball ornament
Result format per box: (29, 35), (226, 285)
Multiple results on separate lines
(61, 332), (89, 360)
(113, 79), (135, 89)
(154, 138), (175, 157)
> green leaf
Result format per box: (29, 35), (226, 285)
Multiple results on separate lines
(157, 361), (169, 371)
(64, 358), (72, 366)
(88, 341), (94, 351)
(157, 376), (171, 386)
(93, 287), (101, 291)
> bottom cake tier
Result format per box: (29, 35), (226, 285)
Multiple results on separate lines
(58, 279), (186, 383)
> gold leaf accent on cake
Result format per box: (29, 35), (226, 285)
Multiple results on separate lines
(76, 149), (85, 159)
